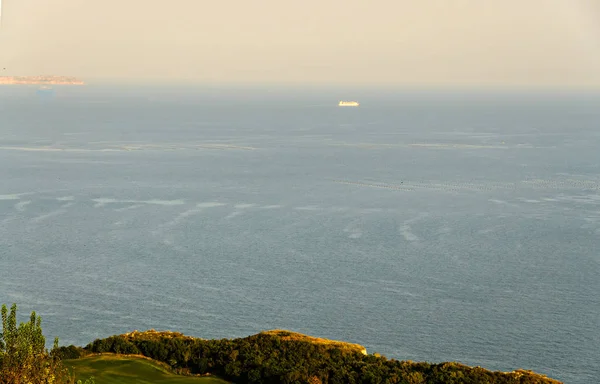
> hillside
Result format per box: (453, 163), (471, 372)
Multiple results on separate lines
(66, 354), (227, 384)
(61, 329), (563, 384)
(260, 330), (367, 355)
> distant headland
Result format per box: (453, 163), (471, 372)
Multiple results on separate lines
(0, 75), (85, 85)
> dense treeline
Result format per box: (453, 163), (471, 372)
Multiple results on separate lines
(64, 330), (562, 384)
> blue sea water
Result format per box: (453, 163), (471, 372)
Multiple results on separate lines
(0, 86), (599, 383)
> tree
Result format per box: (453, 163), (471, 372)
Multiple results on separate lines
(0, 303), (94, 384)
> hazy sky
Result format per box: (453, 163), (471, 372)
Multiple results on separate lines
(1, 0), (599, 87)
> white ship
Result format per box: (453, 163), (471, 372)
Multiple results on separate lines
(338, 100), (359, 107)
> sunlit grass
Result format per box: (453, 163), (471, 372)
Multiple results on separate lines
(261, 330), (367, 354)
(66, 354), (228, 384)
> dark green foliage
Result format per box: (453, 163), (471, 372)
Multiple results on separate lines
(81, 331), (562, 384)
(88, 335), (140, 355)
(53, 345), (88, 360)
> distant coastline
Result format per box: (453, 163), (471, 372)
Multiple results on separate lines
(0, 75), (85, 85)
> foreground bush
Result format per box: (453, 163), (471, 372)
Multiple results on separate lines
(0, 303), (93, 384)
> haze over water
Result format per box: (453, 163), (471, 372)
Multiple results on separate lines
(1, 86), (599, 384)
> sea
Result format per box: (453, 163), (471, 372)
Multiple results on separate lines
(1, 86), (598, 383)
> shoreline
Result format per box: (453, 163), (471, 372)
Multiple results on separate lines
(0, 75), (85, 85)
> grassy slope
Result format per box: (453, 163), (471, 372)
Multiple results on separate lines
(66, 354), (229, 384)
(260, 329), (367, 354)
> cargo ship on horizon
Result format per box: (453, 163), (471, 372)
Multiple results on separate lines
(338, 100), (359, 107)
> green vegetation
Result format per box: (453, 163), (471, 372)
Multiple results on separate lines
(81, 329), (563, 384)
(3, 303), (563, 384)
(66, 354), (228, 384)
(0, 303), (93, 384)
(260, 330), (367, 355)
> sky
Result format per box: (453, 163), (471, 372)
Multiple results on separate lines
(0, 0), (599, 87)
